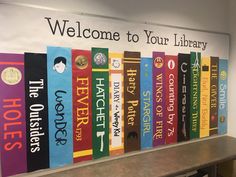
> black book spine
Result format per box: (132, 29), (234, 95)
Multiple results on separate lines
(25, 53), (49, 171)
(178, 54), (191, 142)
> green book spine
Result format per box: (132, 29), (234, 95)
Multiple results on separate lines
(92, 47), (109, 159)
(190, 52), (201, 139)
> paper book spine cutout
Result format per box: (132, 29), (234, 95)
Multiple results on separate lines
(47, 46), (73, 167)
(218, 59), (228, 135)
(109, 53), (124, 156)
(72, 50), (92, 162)
(210, 57), (219, 136)
(92, 47), (109, 159)
(25, 53), (49, 171)
(178, 53), (191, 142)
(0, 53), (27, 177)
(165, 55), (178, 144)
(152, 52), (166, 146)
(140, 57), (153, 149)
(200, 57), (211, 138)
(124, 51), (141, 152)
(190, 52), (201, 139)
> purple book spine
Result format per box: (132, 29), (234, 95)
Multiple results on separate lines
(0, 54), (27, 177)
(152, 52), (166, 146)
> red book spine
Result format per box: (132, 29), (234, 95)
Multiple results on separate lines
(165, 55), (178, 144)
(72, 50), (92, 163)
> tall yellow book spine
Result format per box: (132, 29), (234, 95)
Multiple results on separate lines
(200, 57), (211, 138)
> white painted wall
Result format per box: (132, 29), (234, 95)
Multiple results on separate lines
(1, 0), (229, 33)
(2, 0), (235, 136)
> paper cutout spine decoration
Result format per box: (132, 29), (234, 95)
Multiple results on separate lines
(165, 55), (178, 144)
(209, 57), (219, 136)
(218, 59), (228, 135)
(190, 52), (201, 139)
(47, 46), (73, 167)
(124, 51), (141, 152)
(25, 53), (49, 171)
(200, 57), (211, 138)
(0, 53), (27, 177)
(178, 53), (191, 142)
(109, 52), (124, 155)
(140, 57), (153, 149)
(92, 47), (109, 159)
(72, 49), (93, 162)
(152, 52), (166, 146)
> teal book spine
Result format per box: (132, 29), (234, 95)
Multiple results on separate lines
(47, 46), (73, 167)
(218, 59), (228, 135)
(140, 57), (153, 149)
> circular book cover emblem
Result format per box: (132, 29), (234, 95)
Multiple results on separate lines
(75, 55), (88, 69)
(220, 115), (225, 123)
(1, 67), (22, 85)
(154, 57), (164, 68)
(112, 59), (120, 68)
(94, 53), (107, 65)
(220, 70), (227, 80)
(168, 59), (175, 70)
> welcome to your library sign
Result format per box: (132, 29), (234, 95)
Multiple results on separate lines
(0, 3), (230, 58)
(0, 2), (230, 177)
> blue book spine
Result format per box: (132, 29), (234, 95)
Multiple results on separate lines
(47, 46), (73, 167)
(218, 59), (228, 135)
(140, 58), (153, 149)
